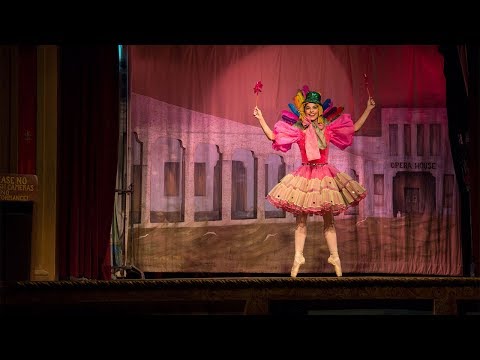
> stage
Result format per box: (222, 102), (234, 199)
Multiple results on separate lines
(1, 276), (479, 316)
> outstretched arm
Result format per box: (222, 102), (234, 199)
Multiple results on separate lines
(253, 106), (275, 140)
(354, 97), (376, 132)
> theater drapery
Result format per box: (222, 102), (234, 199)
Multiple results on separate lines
(119, 45), (464, 276)
(57, 45), (119, 280)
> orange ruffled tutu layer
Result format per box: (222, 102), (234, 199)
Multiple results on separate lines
(266, 163), (366, 216)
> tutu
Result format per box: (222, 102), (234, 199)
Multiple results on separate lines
(267, 163), (366, 216)
(267, 114), (366, 216)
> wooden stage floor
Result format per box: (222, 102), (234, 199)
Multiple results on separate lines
(1, 276), (479, 316)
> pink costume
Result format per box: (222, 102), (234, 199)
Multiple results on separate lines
(267, 114), (367, 216)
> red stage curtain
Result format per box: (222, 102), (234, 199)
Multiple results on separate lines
(57, 45), (119, 280)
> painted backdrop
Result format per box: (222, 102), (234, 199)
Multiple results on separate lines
(126, 45), (461, 276)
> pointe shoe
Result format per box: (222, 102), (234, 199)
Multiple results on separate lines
(328, 256), (342, 277)
(290, 254), (305, 278)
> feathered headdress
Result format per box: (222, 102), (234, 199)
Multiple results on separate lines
(281, 85), (344, 126)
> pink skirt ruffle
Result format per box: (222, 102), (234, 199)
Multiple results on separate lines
(266, 163), (366, 216)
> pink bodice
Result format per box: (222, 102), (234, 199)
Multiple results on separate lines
(271, 114), (355, 162)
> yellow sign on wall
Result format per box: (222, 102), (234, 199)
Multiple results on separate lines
(0, 174), (38, 202)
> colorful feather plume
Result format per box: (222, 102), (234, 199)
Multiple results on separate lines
(322, 98), (332, 111)
(293, 90), (305, 109)
(288, 103), (300, 117)
(323, 106), (337, 118)
(302, 85), (310, 96)
(281, 85), (344, 126)
(324, 106), (344, 122)
(281, 110), (299, 125)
